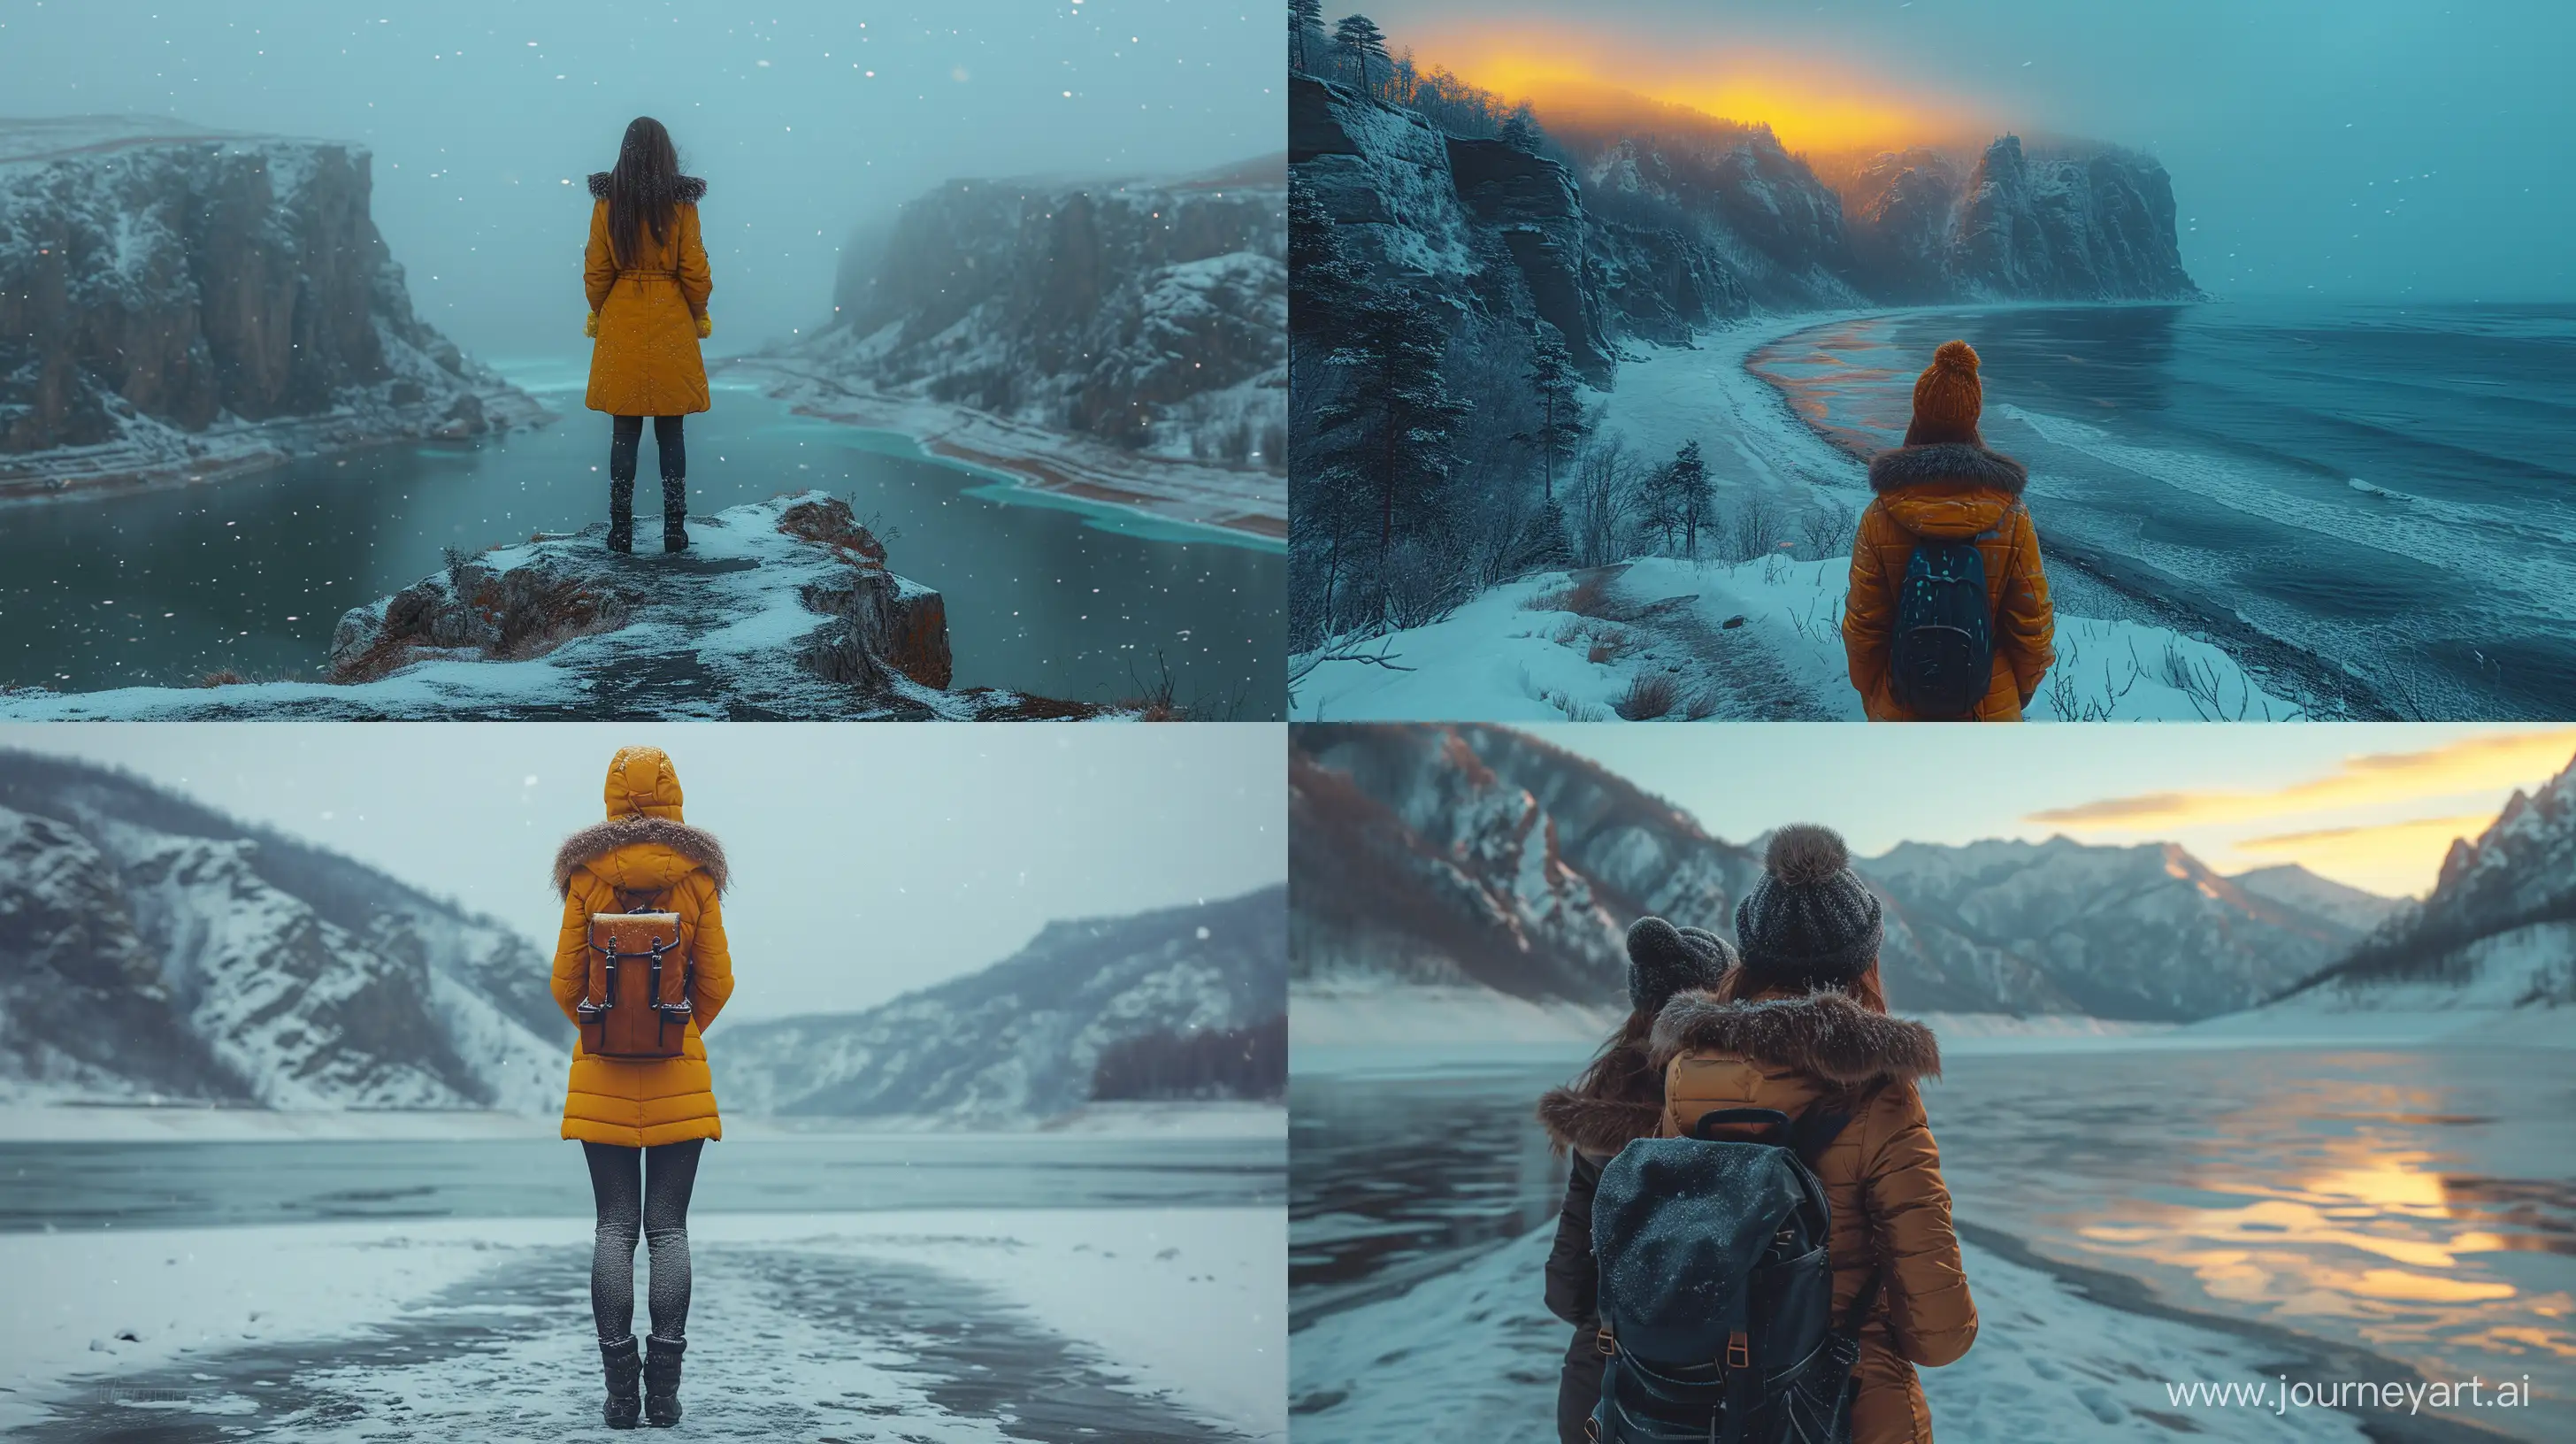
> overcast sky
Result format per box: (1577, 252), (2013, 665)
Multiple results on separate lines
(5, 723), (1286, 1023)
(1370, 0), (2574, 301)
(0, 0), (1282, 357)
(1539, 722), (2576, 897)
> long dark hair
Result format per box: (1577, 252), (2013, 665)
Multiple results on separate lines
(606, 117), (683, 270)
(1568, 1007), (1660, 1102)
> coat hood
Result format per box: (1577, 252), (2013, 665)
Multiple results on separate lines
(552, 815), (729, 899)
(1651, 989), (1940, 1087)
(1868, 443), (2028, 542)
(1537, 1041), (1664, 1157)
(587, 171), (708, 204)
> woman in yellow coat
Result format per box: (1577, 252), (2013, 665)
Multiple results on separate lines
(584, 116), (713, 555)
(550, 745), (734, 1429)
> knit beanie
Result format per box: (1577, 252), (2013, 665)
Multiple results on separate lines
(1625, 916), (1738, 1015)
(1905, 339), (1982, 447)
(1734, 825), (1882, 988)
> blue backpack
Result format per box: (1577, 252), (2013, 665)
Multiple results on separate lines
(1888, 515), (2014, 719)
(1588, 1106), (1880, 1444)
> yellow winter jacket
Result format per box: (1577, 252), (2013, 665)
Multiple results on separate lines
(548, 747), (735, 1148)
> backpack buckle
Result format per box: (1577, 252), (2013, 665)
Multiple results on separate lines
(1595, 1327), (1616, 1357)
(1725, 1331), (1750, 1371)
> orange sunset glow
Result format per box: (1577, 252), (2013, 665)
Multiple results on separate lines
(1411, 26), (1991, 153)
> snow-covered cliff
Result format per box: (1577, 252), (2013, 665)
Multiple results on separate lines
(0, 749), (563, 1110)
(2255, 749), (2576, 1025)
(0, 116), (542, 493)
(1291, 724), (2376, 1023)
(714, 885), (1286, 1125)
(765, 157), (1286, 470)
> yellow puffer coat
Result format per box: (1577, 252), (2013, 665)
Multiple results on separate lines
(1652, 987), (1975, 1444)
(549, 747), (735, 1148)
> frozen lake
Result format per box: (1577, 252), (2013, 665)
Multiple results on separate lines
(0, 367), (1286, 717)
(1292, 1042), (2574, 1442)
(4, 1133), (1286, 1441)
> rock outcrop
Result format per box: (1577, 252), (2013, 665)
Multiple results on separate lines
(0, 116), (543, 492)
(0, 493), (1121, 720)
(771, 157), (1286, 468)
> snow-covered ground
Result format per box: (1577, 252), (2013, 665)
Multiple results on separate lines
(4, 1208), (1283, 1442)
(1293, 312), (2303, 723)
(731, 355), (1285, 548)
(2180, 920), (2576, 1049)
(1291, 1225), (2366, 1444)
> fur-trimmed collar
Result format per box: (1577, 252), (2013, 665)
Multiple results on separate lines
(1537, 1047), (1665, 1156)
(1650, 990), (1940, 1085)
(586, 172), (708, 204)
(552, 816), (728, 897)
(1867, 442), (2027, 497)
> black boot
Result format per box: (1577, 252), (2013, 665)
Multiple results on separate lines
(642, 1334), (686, 1427)
(608, 478), (635, 555)
(599, 1335), (642, 1430)
(661, 478), (688, 554)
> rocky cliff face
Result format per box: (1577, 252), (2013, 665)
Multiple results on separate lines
(0, 749), (564, 1109)
(0, 117), (541, 491)
(772, 157), (1286, 468)
(1290, 74), (2198, 384)
(1291, 723), (2369, 1021)
(714, 885), (1286, 1123)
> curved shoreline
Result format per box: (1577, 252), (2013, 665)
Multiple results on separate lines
(1731, 306), (2391, 721)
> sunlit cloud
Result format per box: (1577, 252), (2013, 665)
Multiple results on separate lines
(2028, 729), (2576, 832)
(2224, 814), (2496, 896)
(1407, 24), (1991, 153)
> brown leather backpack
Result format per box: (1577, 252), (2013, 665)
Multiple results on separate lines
(578, 888), (694, 1060)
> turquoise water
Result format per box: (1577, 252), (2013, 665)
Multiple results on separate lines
(0, 365), (1284, 715)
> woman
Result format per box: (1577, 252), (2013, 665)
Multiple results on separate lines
(1841, 340), (2055, 719)
(550, 746), (735, 1429)
(1652, 825), (1974, 1444)
(584, 116), (713, 554)
(1537, 917), (1736, 1444)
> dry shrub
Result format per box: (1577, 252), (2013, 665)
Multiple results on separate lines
(1615, 672), (1681, 720)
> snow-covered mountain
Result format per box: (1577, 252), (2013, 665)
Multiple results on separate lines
(766, 157), (1285, 469)
(0, 116), (542, 493)
(0, 750), (564, 1110)
(2230, 864), (2406, 936)
(1291, 724), (2377, 1023)
(2265, 750), (2576, 1020)
(712, 885), (1286, 1124)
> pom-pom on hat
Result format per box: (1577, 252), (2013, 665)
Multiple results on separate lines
(1905, 339), (1983, 447)
(1626, 916), (1737, 1015)
(1734, 825), (1883, 988)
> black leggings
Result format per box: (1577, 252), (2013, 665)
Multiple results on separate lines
(581, 1138), (704, 1343)
(609, 414), (686, 489)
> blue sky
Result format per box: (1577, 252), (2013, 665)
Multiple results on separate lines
(1361, 0), (2575, 302)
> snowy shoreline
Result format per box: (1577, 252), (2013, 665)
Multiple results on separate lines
(4, 1206), (1284, 1441)
(1293, 306), (2305, 724)
(724, 355), (1288, 550)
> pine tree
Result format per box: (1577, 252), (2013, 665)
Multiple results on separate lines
(1499, 110), (1545, 154)
(1522, 328), (1588, 503)
(1289, 0), (1324, 74)
(1332, 14), (1390, 96)
(1319, 288), (1468, 618)
(1667, 440), (1712, 557)
(1289, 176), (1360, 342)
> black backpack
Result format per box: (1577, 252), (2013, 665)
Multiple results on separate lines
(1887, 516), (2013, 719)
(1588, 1106), (1880, 1444)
